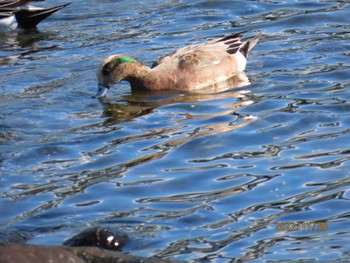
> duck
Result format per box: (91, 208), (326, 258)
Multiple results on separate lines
(0, 0), (70, 31)
(95, 31), (261, 97)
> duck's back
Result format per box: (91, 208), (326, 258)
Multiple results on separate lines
(141, 32), (260, 91)
(146, 42), (246, 91)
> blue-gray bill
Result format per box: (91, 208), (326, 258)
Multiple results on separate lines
(93, 84), (109, 98)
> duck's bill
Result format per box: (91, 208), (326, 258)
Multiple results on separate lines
(93, 85), (109, 98)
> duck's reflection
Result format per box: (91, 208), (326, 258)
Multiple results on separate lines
(93, 74), (256, 157)
(98, 72), (252, 124)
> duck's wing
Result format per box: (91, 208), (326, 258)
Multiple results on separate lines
(154, 32), (261, 72)
(150, 33), (243, 68)
(197, 31), (261, 59)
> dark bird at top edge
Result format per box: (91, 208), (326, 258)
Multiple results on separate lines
(0, 0), (70, 31)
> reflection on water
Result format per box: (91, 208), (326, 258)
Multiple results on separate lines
(0, 30), (59, 66)
(100, 85), (251, 121)
(1, 0), (350, 262)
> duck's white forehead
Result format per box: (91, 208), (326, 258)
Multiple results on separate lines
(102, 54), (123, 64)
(98, 55), (121, 73)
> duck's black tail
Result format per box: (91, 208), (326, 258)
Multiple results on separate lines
(239, 32), (262, 58)
(15, 3), (70, 29)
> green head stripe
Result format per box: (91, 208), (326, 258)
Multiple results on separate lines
(117, 56), (137, 63)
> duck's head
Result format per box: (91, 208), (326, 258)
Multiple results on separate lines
(95, 55), (140, 97)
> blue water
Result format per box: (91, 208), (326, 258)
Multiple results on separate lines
(1, 0), (350, 262)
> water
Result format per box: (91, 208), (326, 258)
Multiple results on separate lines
(1, 0), (350, 261)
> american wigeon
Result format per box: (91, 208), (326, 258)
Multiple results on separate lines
(95, 31), (261, 97)
(0, 0), (70, 31)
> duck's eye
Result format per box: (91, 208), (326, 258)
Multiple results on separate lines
(102, 65), (111, 75)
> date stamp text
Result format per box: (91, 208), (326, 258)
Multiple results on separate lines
(275, 221), (328, 231)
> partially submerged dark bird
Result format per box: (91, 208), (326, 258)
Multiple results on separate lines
(95, 31), (261, 97)
(63, 227), (129, 251)
(0, 0), (70, 31)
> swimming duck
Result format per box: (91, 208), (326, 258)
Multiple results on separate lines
(95, 31), (261, 97)
(0, 0), (70, 31)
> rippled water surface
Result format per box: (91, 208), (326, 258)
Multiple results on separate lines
(1, 0), (350, 262)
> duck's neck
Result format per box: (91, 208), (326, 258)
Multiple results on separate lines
(125, 64), (151, 91)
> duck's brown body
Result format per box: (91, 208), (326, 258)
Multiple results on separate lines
(95, 32), (261, 96)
